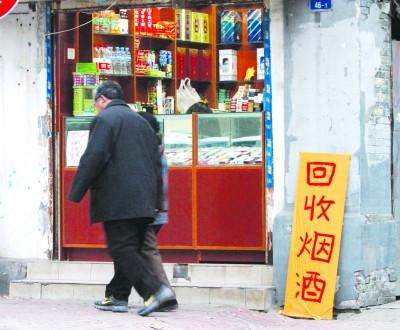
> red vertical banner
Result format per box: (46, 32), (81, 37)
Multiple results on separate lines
(282, 152), (350, 320)
(0, 0), (18, 19)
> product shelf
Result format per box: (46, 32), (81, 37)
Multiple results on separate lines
(136, 34), (174, 42)
(136, 75), (174, 81)
(177, 39), (211, 49)
(99, 73), (134, 77)
(94, 32), (133, 37)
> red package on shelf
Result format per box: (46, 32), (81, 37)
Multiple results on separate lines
(146, 8), (153, 35)
(177, 47), (187, 80)
(139, 9), (146, 35)
(200, 50), (211, 81)
(189, 48), (199, 80)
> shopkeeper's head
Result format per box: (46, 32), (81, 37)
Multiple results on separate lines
(94, 80), (124, 112)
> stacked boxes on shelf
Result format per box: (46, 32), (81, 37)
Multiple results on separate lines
(176, 9), (210, 43)
(93, 9), (129, 35)
(177, 48), (211, 81)
(135, 8), (175, 38)
(135, 49), (172, 78)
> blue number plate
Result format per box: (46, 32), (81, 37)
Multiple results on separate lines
(309, 0), (332, 11)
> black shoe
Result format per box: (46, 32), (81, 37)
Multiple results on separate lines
(158, 298), (178, 312)
(137, 286), (175, 316)
(94, 296), (128, 312)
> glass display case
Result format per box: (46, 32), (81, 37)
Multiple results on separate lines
(64, 116), (94, 167)
(158, 115), (192, 166)
(197, 113), (263, 165)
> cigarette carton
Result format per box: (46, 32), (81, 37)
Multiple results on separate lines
(257, 48), (264, 80)
(219, 49), (237, 81)
(247, 9), (263, 43)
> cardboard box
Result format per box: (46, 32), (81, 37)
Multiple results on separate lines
(257, 48), (264, 80)
(177, 47), (188, 80)
(247, 9), (263, 43)
(146, 8), (153, 35)
(139, 9), (146, 35)
(200, 13), (209, 43)
(219, 49), (237, 81)
(134, 9), (140, 35)
(185, 9), (192, 41)
(176, 9), (182, 39)
(200, 50), (211, 80)
(220, 10), (235, 43)
(191, 12), (200, 42)
(189, 48), (199, 80)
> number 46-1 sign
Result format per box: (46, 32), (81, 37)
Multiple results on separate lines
(309, 0), (332, 11)
(0, 0), (19, 20)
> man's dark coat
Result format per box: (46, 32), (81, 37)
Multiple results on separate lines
(68, 99), (162, 223)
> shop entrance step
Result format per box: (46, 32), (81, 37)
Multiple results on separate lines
(9, 261), (275, 312)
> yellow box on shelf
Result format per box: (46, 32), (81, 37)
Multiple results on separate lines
(190, 11), (201, 42)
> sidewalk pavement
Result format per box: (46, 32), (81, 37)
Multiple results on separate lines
(1, 296), (400, 330)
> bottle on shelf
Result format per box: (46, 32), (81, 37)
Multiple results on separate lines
(125, 47), (132, 74)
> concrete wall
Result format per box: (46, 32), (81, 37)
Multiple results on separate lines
(272, 0), (399, 308)
(0, 3), (51, 259)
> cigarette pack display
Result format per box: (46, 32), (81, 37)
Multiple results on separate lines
(200, 50), (211, 80)
(220, 10), (242, 43)
(247, 9), (263, 42)
(176, 9), (182, 39)
(146, 8), (153, 35)
(119, 9), (129, 34)
(185, 9), (192, 41)
(191, 12), (201, 42)
(220, 10), (235, 43)
(199, 13), (210, 43)
(177, 47), (188, 80)
(134, 9), (140, 34)
(139, 9), (146, 35)
(219, 49), (237, 81)
(189, 48), (199, 80)
(257, 48), (264, 80)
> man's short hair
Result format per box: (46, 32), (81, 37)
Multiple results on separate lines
(94, 80), (124, 101)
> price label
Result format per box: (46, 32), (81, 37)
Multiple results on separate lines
(0, 0), (19, 19)
(309, 0), (332, 11)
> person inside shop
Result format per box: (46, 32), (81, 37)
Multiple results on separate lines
(186, 100), (213, 114)
(68, 80), (176, 317)
(186, 101), (221, 141)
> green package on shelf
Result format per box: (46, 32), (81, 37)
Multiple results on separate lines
(148, 70), (166, 78)
(76, 62), (98, 74)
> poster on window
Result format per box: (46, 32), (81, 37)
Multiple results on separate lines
(282, 152), (350, 320)
(66, 130), (89, 167)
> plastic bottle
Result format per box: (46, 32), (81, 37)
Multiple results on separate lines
(125, 47), (132, 74)
(120, 48), (127, 75)
(112, 47), (121, 74)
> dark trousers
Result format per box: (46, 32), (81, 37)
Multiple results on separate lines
(103, 218), (162, 301)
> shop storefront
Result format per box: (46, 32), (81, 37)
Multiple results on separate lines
(54, 0), (270, 263)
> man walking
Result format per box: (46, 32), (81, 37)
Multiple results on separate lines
(68, 80), (175, 316)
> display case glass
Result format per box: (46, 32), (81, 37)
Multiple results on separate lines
(158, 115), (193, 166)
(197, 113), (262, 165)
(64, 116), (94, 167)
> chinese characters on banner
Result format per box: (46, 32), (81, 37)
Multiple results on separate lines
(282, 153), (350, 320)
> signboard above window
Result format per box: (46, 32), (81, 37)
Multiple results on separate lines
(309, 0), (332, 12)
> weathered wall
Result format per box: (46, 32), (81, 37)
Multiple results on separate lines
(272, 0), (399, 308)
(0, 3), (51, 259)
